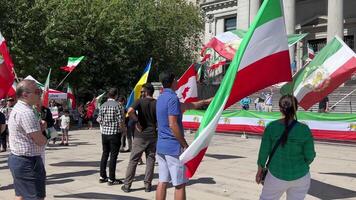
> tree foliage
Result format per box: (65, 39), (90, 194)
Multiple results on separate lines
(0, 0), (203, 101)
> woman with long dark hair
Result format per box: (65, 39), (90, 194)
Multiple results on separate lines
(256, 94), (316, 200)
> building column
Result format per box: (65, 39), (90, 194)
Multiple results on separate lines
(327, 0), (343, 42)
(237, 0), (249, 30)
(283, 0), (296, 64)
(249, 0), (260, 25)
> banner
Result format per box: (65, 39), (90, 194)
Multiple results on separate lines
(183, 110), (356, 141)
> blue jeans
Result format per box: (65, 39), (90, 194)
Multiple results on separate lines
(8, 154), (46, 200)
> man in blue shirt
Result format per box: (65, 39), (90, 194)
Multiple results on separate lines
(156, 71), (211, 200)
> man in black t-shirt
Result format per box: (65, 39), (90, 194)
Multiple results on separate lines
(318, 96), (329, 113)
(0, 112), (6, 152)
(121, 83), (157, 193)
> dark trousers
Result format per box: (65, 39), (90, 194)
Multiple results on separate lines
(100, 133), (121, 180)
(124, 136), (157, 186)
(0, 129), (8, 151)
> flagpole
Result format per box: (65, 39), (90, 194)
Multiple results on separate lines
(56, 70), (73, 89)
(330, 87), (356, 111)
(12, 67), (20, 82)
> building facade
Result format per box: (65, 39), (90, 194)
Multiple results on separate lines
(200, 0), (356, 70)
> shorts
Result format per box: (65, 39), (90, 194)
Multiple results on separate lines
(8, 154), (46, 200)
(61, 128), (69, 133)
(156, 153), (188, 186)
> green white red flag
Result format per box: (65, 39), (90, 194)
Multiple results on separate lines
(0, 32), (15, 99)
(60, 56), (84, 72)
(281, 36), (356, 110)
(42, 69), (51, 107)
(201, 29), (307, 60)
(180, 0), (292, 178)
(67, 83), (76, 109)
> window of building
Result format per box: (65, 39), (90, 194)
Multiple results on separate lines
(308, 35), (355, 53)
(224, 17), (236, 32)
(308, 38), (326, 53)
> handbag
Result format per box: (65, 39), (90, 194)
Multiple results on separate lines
(261, 120), (297, 185)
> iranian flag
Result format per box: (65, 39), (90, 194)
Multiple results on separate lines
(176, 64), (198, 103)
(67, 84), (76, 109)
(42, 69), (51, 107)
(281, 36), (356, 110)
(60, 56), (85, 72)
(201, 29), (307, 60)
(180, 0), (292, 178)
(0, 32), (15, 99)
(307, 43), (315, 60)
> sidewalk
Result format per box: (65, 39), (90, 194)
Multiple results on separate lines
(1, 129), (356, 200)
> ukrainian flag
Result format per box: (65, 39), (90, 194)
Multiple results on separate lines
(126, 58), (152, 109)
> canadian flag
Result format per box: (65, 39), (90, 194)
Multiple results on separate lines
(176, 64), (198, 103)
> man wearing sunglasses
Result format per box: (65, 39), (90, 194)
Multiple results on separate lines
(7, 80), (48, 200)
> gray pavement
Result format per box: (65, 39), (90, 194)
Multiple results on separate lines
(1, 129), (356, 200)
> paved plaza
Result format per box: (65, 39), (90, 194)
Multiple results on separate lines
(1, 129), (356, 200)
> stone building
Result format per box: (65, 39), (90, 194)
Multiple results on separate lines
(200, 0), (356, 70)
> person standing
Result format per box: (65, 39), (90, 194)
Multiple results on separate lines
(0, 111), (6, 152)
(7, 80), (48, 200)
(117, 96), (130, 152)
(240, 96), (251, 110)
(318, 96), (329, 113)
(97, 88), (125, 185)
(77, 103), (84, 129)
(60, 110), (70, 146)
(155, 71), (211, 200)
(263, 89), (273, 112)
(121, 83), (157, 193)
(256, 95), (316, 200)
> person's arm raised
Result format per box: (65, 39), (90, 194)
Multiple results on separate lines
(180, 97), (213, 113)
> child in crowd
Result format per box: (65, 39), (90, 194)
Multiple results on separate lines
(60, 110), (70, 146)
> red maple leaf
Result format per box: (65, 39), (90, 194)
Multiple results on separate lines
(182, 87), (190, 99)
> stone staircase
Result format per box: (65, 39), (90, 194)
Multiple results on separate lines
(228, 85), (356, 113)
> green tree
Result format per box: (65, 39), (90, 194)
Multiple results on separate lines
(0, 0), (203, 101)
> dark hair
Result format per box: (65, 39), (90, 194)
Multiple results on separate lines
(142, 83), (154, 96)
(107, 88), (118, 99)
(64, 109), (70, 114)
(279, 94), (298, 147)
(159, 71), (175, 88)
(117, 95), (126, 103)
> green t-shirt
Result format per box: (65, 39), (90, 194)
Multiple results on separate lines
(257, 120), (316, 181)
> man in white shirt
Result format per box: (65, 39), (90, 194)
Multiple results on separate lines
(7, 80), (48, 200)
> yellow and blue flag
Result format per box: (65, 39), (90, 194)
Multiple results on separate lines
(126, 58), (152, 109)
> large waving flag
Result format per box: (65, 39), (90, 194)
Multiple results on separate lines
(201, 29), (307, 60)
(126, 58), (152, 109)
(60, 56), (85, 72)
(180, 0), (292, 178)
(281, 36), (356, 110)
(42, 69), (51, 107)
(176, 64), (198, 103)
(67, 83), (76, 109)
(0, 32), (15, 99)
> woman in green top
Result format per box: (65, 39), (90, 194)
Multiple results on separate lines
(256, 95), (316, 200)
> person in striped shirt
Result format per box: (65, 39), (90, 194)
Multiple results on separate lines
(256, 94), (316, 200)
